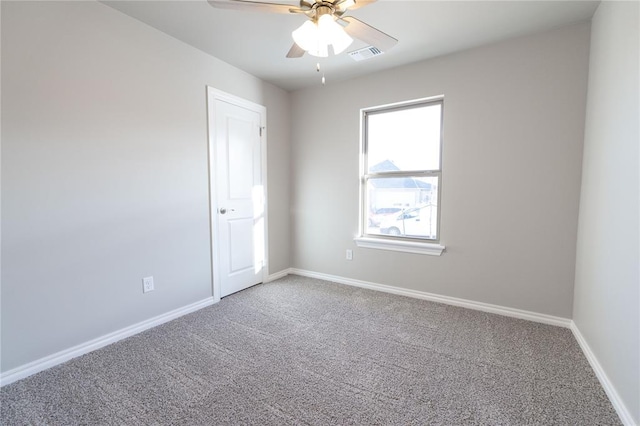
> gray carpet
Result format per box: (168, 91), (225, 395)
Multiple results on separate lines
(1, 275), (620, 425)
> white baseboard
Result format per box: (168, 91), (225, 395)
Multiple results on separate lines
(570, 322), (637, 426)
(0, 297), (215, 387)
(287, 268), (572, 328)
(266, 269), (290, 282)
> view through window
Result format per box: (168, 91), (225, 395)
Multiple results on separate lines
(362, 98), (443, 241)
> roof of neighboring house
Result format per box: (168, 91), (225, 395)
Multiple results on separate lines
(370, 159), (400, 173)
(369, 160), (432, 189)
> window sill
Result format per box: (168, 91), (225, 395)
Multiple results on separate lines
(354, 237), (445, 256)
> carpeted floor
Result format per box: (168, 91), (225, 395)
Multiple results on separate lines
(1, 275), (620, 425)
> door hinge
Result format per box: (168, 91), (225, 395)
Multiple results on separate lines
(259, 126), (265, 137)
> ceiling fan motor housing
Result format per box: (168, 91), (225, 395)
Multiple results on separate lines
(304, 2), (339, 21)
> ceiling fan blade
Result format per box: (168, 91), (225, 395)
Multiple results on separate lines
(341, 16), (397, 52)
(286, 43), (306, 58)
(207, 0), (304, 14)
(337, 0), (376, 11)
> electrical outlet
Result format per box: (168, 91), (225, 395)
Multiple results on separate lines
(142, 276), (154, 293)
(346, 249), (353, 261)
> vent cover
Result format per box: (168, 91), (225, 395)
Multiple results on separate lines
(348, 46), (384, 61)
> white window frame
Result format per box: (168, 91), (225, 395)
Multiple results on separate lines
(355, 96), (445, 256)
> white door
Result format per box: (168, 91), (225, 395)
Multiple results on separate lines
(208, 88), (267, 299)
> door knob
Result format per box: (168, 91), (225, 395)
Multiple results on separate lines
(219, 208), (227, 214)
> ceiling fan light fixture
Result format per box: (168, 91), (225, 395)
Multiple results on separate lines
(308, 43), (329, 58)
(330, 23), (353, 54)
(292, 20), (328, 57)
(318, 14), (353, 54)
(292, 20), (318, 51)
(291, 12), (353, 57)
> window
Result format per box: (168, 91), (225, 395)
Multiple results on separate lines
(356, 97), (445, 256)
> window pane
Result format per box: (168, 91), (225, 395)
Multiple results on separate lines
(367, 103), (441, 173)
(366, 176), (439, 239)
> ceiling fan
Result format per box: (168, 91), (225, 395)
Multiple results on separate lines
(207, 0), (398, 58)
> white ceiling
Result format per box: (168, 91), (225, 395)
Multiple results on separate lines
(103, 0), (599, 91)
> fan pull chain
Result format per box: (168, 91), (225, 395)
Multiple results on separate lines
(316, 62), (326, 86)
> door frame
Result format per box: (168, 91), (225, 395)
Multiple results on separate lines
(206, 86), (268, 303)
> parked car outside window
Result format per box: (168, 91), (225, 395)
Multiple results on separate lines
(368, 207), (403, 227)
(379, 204), (438, 239)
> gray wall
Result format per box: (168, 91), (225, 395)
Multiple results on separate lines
(264, 87), (292, 274)
(573, 2), (640, 423)
(290, 23), (591, 318)
(1, 1), (290, 372)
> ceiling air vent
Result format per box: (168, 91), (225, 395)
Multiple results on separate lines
(348, 46), (384, 61)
